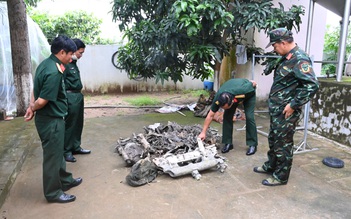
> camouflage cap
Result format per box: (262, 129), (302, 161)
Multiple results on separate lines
(265, 28), (293, 48)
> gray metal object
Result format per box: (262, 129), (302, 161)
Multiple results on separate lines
(153, 138), (227, 180)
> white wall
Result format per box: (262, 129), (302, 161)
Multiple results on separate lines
(78, 45), (204, 93)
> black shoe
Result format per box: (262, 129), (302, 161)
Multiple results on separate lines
(246, 145), (257, 155)
(65, 154), (77, 162)
(221, 144), (233, 153)
(63, 177), (83, 191)
(48, 193), (76, 203)
(72, 148), (91, 155)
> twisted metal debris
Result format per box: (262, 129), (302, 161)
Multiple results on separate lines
(115, 122), (226, 186)
(153, 138), (227, 179)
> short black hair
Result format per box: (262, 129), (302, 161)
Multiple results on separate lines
(217, 92), (233, 107)
(51, 35), (77, 54)
(72, 38), (86, 49)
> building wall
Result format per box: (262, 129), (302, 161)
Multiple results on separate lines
(78, 45), (204, 94)
(236, 0), (327, 106)
(309, 80), (351, 147)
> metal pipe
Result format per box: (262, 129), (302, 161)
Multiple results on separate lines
(253, 55), (280, 58)
(314, 60), (351, 64)
(257, 129), (268, 137)
(305, 0), (314, 53)
(336, 0), (351, 82)
(251, 53), (255, 80)
(84, 105), (163, 109)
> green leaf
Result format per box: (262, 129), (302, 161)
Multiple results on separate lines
(106, 0), (304, 84)
(181, 1), (188, 12)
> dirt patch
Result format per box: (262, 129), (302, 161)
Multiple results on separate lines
(83, 92), (199, 119)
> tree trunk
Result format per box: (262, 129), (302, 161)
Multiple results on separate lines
(6, 0), (32, 116)
(213, 61), (221, 91)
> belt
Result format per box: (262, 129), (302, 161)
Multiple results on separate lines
(35, 114), (65, 120)
(66, 90), (81, 93)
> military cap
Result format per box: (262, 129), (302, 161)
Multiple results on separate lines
(265, 28), (293, 48)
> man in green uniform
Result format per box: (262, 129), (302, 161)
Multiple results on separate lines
(24, 35), (82, 203)
(253, 28), (319, 186)
(198, 78), (258, 155)
(63, 38), (91, 163)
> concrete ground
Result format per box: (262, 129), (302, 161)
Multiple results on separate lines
(0, 111), (351, 219)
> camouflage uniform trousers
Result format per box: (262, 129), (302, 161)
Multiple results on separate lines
(262, 109), (301, 183)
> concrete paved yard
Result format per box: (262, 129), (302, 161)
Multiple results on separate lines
(1, 111), (351, 219)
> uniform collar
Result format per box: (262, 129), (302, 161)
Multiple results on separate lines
(49, 54), (62, 65)
(284, 45), (299, 60)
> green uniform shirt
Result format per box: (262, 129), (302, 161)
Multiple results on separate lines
(63, 60), (83, 91)
(269, 46), (319, 115)
(211, 78), (255, 112)
(33, 54), (68, 117)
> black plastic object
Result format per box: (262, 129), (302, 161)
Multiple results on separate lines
(322, 157), (344, 168)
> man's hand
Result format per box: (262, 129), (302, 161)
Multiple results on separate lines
(250, 80), (257, 88)
(198, 132), (206, 141)
(24, 107), (34, 121)
(283, 104), (294, 119)
(198, 110), (215, 140)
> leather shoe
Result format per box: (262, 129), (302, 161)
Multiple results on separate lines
(65, 154), (76, 162)
(221, 144), (233, 153)
(246, 145), (257, 155)
(48, 193), (76, 203)
(72, 148), (91, 155)
(63, 177), (83, 191)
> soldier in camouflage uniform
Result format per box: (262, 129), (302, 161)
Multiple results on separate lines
(253, 28), (319, 186)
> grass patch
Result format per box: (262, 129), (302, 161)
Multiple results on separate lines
(123, 96), (163, 106)
(84, 95), (92, 101)
(101, 94), (113, 99)
(181, 89), (211, 98)
(341, 76), (351, 82)
(163, 89), (211, 98)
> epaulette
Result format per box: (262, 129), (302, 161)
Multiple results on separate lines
(235, 94), (245, 99)
(56, 63), (65, 74)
